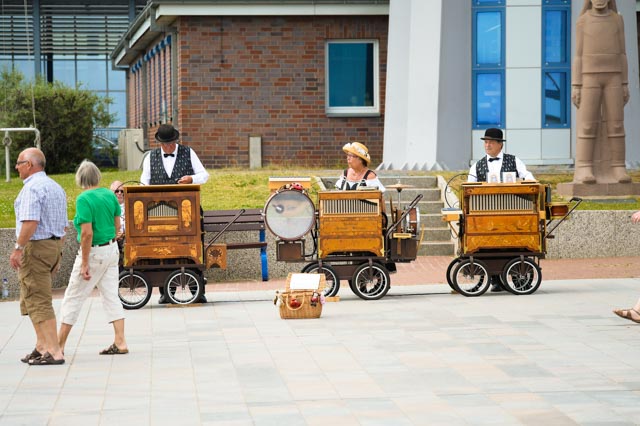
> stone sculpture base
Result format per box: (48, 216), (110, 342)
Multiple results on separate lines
(557, 182), (640, 198)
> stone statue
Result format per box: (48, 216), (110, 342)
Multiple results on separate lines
(571, 0), (630, 184)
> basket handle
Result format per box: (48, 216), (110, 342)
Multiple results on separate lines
(283, 292), (307, 311)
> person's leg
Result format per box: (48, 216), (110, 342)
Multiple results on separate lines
(111, 319), (127, 350)
(58, 323), (73, 355)
(33, 318), (64, 360)
(97, 245), (128, 352)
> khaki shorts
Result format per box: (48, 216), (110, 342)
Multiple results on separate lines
(19, 239), (61, 323)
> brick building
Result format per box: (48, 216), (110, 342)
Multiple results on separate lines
(112, 1), (389, 168)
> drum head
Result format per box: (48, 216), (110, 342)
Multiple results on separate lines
(264, 189), (315, 240)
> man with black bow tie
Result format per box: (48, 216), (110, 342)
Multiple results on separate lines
(140, 124), (209, 186)
(467, 128), (534, 184)
(140, 124), (210, 303)
(467, 128), (535, 292)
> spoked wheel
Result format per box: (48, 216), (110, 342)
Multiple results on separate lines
(118, 270), (152, 309)
(446, 258), (461, 291)
(351, 262), (391, 300)
(501, 258), (542, 295)
(452, 259), (490, 297)
(302, 263), (340, 297)
(164, 269), (204, 305)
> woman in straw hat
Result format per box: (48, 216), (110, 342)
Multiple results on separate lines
(334, 142), (385, 192)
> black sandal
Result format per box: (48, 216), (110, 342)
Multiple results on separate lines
(99, 343), (129, 355)
(21, 348), (42, 364)
(28, 352), (65, 366)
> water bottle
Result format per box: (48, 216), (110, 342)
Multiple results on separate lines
(1, 278), (8, 299)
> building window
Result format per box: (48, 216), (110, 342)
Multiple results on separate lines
(325, 40), (379, 117)
(472, 3), (504, 128)
(542, 3), (570, 127)
(474, 71), (504, 127)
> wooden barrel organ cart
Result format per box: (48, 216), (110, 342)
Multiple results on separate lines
(264, 184), (423, 300)
(117, 184), (254, 309)
(441, 181), (581, 297)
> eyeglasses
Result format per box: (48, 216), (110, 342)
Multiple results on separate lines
(114, 190), (124, 194)
(15, 160), (29, 166)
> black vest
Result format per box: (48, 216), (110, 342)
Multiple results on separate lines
(340, 169), (373, 190)
(149, 145), (195, 185)
(475, 154), (518, 182)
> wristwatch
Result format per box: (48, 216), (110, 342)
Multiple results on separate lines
(14, 243), (25, 251)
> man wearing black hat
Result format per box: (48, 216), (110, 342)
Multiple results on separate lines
(141, 124), (210, 303)
(467, 128), (534, 184)
(140, 124), (209, 186)
(467, 128), (535, 292)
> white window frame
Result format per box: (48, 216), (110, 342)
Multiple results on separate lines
(325, 39), (380, 117)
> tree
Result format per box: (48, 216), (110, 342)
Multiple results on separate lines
(0, 67), (113, 173)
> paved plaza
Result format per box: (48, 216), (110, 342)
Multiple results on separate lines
(1, 271), (640, 425)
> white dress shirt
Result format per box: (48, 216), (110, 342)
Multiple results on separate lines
(140, 145), (209, 185)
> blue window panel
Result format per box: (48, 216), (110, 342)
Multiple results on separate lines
(473, 0), (504, 5)
(76, 57), (107, 91)
(328, 43), (374, 107)
(543, 9), (569, 65)
(11, 57), (36, 82)
(52, 59), (76, 87)
(474, 10), (503, 66)
(474, 72), (503, 127)
(108, 66), (126, 91)
(543, 71), (569, 127)
(108, 91), (127, 128)
(543, 0), (570, 5)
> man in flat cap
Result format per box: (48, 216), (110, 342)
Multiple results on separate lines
(140, 124), (209, 186)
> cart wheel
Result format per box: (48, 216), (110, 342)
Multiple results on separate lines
(501, 258), (542, 295)
(118, 271), (152, 310)
(446, 258), (461, 291)
(304, 263), (340, 297)
(452, 259), (490, 297)
(164, 269), (204, 305)
(351, 263), (391, 300)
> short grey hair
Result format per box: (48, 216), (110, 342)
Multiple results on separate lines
(75, 160), (101, 189)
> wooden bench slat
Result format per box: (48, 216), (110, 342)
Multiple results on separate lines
(226, 242), (268, 250)
(202, 208), (268, 281)
(204, 223), (265, 232)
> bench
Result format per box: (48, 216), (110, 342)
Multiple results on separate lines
(202, 208), (268, 281)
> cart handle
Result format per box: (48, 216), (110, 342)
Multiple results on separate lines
(545, 197), (582, 239)
(205, 208), (246, 250)
(385, 194), (424, 241)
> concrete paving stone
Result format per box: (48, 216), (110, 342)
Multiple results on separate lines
(3, 268), (640, 423)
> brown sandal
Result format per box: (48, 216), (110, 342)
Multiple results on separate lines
(21, 348), (42, 364)
(28, 352), (65, 366)
(99, 343), (129, 355)
(613, 308), (640, 324)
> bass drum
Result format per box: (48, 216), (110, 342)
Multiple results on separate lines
(264, 188), (316, 240)
(402, 207), (420, 236)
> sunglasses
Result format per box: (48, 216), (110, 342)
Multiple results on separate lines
(114, 190), (124, 194)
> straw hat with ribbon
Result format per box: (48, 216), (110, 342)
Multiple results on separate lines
(342, 142), (370, 166)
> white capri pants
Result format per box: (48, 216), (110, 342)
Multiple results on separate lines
(60, 241), (124, 325)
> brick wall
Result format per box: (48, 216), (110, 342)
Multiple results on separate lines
(173, 15), (388, 168)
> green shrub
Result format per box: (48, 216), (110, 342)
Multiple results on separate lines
(0, 68), (112, 174)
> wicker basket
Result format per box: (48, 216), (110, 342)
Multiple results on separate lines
(279, 291), (323, 319)
(278, 273), (325, 319)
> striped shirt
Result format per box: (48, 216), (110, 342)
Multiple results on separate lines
(14, 171), (68, 240)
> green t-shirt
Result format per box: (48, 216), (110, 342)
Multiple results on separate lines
(74, 187), (122, 245)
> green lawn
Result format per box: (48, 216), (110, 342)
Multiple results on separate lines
(1, 168), (639, 228)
